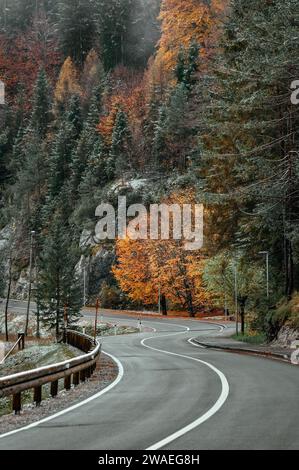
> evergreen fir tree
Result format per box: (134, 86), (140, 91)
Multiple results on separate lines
(70, 87), (102, 197)
(98, 0), (132, 70)
(109, 109), (132, 179)
(175, 47), (186, 84)
(76, 139), (107, 222)
(37, 214), (82, 337)
(197, 0), (299, 298)
(30, 68), (51, 138)
(48, 100), (82, 201)
(57, 0), (98, 67)
(152, 104), (168, 169)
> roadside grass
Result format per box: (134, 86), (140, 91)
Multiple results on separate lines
(0, 343), (80, 417)
(78, 322), (139, 337)
(0, 321), (139, 417)
(232, 332), (267, 345)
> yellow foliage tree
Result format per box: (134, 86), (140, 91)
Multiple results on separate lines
(81, 49), (103, 101)
(112, 190), (210, 316)
(54, 56), (82, 109)
(156, 0), (228, 72)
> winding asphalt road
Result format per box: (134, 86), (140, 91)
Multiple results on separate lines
(0, 308), (298, 450)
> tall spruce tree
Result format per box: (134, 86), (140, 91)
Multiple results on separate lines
(70, 88), (102, 196)
(37, 214), (82, 336)
(57, 0), (98, 67)
(197, 0), (299, 298)
(30, 68), (51, 138)
(48, 97), (82, 200)
(97, 0), (132, 70)
(109, 109), (132, 179)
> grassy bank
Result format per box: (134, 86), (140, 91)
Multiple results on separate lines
(232, 333), (267, 345)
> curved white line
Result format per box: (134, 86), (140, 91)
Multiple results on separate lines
(188, 338), (206, 348)
(0, 351), (124, 440)
(141, 331), (229, 450)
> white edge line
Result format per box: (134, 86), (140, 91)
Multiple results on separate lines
(188, 338), (206, 348)
(0, 351), (124, 440)
(142, 331), (229, 451)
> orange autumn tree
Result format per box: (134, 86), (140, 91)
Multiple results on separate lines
(54, 57), (82, 111)
(112, 191), (210, 316)
(156, 0), (228, 73)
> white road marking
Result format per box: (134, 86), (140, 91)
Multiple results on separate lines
(141, 330), (230, 451)
(0, 352), (124, 440)
(188, 338), (206, 348)
(0, 317), (228, 448)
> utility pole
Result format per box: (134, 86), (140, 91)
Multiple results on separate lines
(83, 264), (87, 306)
(25, 231), (36, 336)
(35, 256), (40, 339)
(234, 265), (239, 335)
(158, 285), (161, 315)
(94, 298), (99, 344)
(4, 255), (12, 342)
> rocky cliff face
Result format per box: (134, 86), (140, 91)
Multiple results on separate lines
(274, 326), (299, 349)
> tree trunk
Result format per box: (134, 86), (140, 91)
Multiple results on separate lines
(4, 257), (12, 342)
(187, 293), (195, 318)
(161, 294), (167, 316)
(287, 239), (294, 300)
(238, 296), (248, 336)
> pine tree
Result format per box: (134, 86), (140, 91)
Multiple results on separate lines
(183, 40), (199, 90)
(98, 0), (133, 70)
(48, 100), (82, 201)
(152, 104), (168, 169)
(37, 214), (82, 337)
(30, 68), (51, 138)
(197, 0), (299, 298)
(14, 129), (47, 226)
(109, 108), (132, 179)
(57, 0), (97, 67)
(175, 47), (186, 84)
(76, 138), (107, 222)
(70, 87), (102, 196)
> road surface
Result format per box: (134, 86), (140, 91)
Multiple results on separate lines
(0, 310), (298, 450)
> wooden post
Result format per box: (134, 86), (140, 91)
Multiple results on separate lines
(13, 392), (21, 415)
(80, 369), (86, 383)
(94, 298), (99, 344)
(73, 372), (80, 387)
(25, 230), (36, 336)
(50, 380), (58, 398)
(64, 375), (71, 391)
(34, 385), (42, 406)
(64, 304), (68, 329)
(18, 333), (25, 351)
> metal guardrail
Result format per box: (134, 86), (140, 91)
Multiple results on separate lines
(0, 330), (101, 414)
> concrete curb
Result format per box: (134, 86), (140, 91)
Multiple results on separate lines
(192, 339), (294, 364)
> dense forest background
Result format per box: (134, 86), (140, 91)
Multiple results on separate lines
(0, 0), (298, 339)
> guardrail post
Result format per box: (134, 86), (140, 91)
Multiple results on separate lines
(50, 380), (58, 398)
(13, 393), (21, 415)
(73, 372), (80, 387)
(80, 369), (86, 383)
(1, 330), (101, 418)
(64, 375), (71, 391)
(34, 385), (42, 406)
